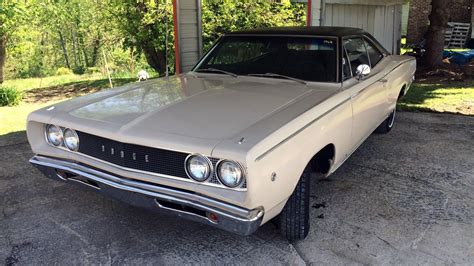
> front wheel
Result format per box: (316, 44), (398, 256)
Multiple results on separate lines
(278, 168), (311, 242)
(375, 108), (396, 134)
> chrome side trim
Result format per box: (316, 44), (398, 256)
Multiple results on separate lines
(255, 97), (351, 161)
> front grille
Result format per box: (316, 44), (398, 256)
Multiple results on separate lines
(76, 131), (246, 188)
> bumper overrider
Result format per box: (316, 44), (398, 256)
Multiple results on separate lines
(30, 155), (264, 236)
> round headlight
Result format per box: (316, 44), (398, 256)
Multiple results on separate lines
(46, 124), (63, 146)
(217, 160), (244, 188)
(64, 128), (79, 151)
(185, 154), (211, 182)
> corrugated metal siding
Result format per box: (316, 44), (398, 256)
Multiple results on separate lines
(401, 3), (409, 36)
(316, 3), (401, 54)
(177, 0), (202, 72)
(325, 0), (404, 5)
(472, 8), (474, 38)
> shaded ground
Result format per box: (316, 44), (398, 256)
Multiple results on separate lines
(1, 112), (473, 264)
(23, 78), (134, 104)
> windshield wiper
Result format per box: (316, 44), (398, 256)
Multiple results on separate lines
(247, 73), (307, 85)
(194, 68), (238, 78)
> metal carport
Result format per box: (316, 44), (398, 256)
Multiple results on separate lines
(172, 0), (404, 73)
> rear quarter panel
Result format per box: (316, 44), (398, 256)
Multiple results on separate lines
(384, 55), (416, 113)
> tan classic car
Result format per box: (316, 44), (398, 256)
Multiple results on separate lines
(27, 27), (416, 241)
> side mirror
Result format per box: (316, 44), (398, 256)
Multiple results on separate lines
(355, 64), (371, 80)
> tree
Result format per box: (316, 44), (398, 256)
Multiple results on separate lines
(0, 1), (24, 83)
(107, 0), (174, 76)
(422, 0), (450, 68)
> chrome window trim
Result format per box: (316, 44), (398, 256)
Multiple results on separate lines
(193, 34), (340, 83)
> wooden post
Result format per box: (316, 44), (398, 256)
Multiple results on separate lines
(307, 0), (312, 26)
(172, 0), (180, 74)
(102, 50), (113, 88)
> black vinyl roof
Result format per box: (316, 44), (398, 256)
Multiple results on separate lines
(226, 26), (366, 37)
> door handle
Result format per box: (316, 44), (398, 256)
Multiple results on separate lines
(379, 78), (388, 83)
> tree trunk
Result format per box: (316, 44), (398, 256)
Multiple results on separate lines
(135, 1), (166, 75)
(423, 0), (450, 68)
(141, 42), (166, 75)
(72, 30), (78, 67)
(90, 37), (101, 67)
(129, 47), (135, 78)
(0, 35), (6, 84)
(58, 31), (71, 69)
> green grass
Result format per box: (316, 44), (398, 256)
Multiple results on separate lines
(0, 101), (61, 135)
(0, 75), (135, 136)
(2, 74), (105, 92)
(398, 82), (474, 115)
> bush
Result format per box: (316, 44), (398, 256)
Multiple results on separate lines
(72, 65), (86, 75)
(0, 87), (23, 107)
(86, 67), (101, 74)
(55, 67), (73, 76)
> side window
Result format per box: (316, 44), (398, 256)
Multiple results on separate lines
(343, 38), (370, 77)
(364, 39), (384, 67)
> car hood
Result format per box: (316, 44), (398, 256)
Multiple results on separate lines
(66, 74), (314, 141)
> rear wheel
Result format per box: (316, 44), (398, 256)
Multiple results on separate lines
(375, 108), (396, 134)
(279, 167), (311, 242)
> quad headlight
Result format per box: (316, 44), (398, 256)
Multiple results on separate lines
(46, 124), (63, 146)
(63, 128), (79, 151)
(45, 125), (79, 151)
(217, 160), (244, 188)
(185, 154), (212, 182)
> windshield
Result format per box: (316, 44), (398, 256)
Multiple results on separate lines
(195, 36), (338, 82)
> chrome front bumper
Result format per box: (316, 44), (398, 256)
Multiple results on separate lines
(30, 155), (263, 236)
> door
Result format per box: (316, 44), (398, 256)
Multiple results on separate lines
(343, 37), (388, 148)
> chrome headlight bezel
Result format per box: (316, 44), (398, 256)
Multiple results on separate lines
(184, 154), (213, 182)
(45, 124), (64, 146)
(63, 128), (80, 151)
(216, 160), (245, 188)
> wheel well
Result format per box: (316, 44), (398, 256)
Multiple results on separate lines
(309, 144), (335, 175)
(398, 85), (407, 101)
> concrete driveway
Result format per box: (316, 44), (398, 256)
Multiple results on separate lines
(1, 112), (473, 265)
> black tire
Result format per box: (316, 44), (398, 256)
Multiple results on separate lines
(279, 167), (311, 242)
(375, 108), (396, 134)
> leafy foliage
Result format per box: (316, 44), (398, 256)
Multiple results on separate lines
(55, 67), (73, 76)
(0, 86), (22, 106)
(2, 0), (305, 80)
(202, 0), (306, 52)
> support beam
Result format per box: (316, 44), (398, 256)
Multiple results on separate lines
(172, 0), (203, 74)
(172, 0), (180, 74)
(307, 0), (312, 26)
